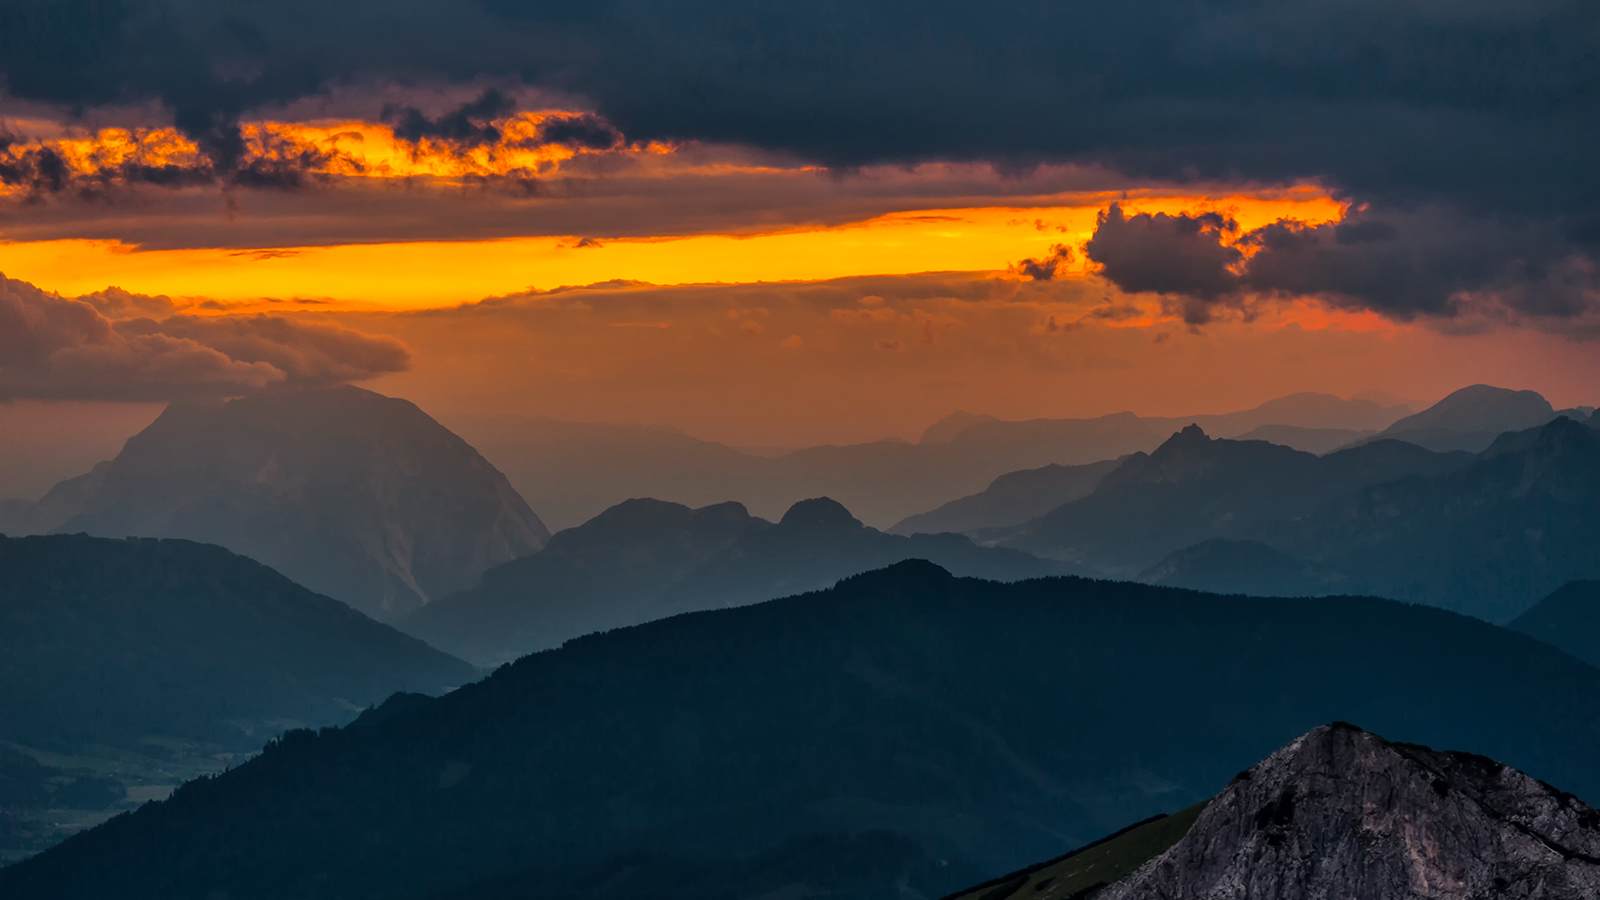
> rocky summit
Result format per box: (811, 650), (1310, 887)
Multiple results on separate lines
(1096, 723), (1600, 900)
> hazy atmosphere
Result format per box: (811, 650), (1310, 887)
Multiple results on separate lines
(2, 2), (1598, 898)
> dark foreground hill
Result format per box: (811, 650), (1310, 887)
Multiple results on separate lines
(952, 724), (1600, 900)
(406, 496), (1066, 665)
(1509, 580), (1600, 668)
(34, 386), (548, 620)
(0, 534), (475, 747)
(8, 563), (1600, 900)
(0, 534), (474, 860)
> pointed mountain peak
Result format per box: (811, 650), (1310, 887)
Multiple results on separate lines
(778, 497), (862, 530)
(1159, 423), (1211, 451)
(1098, 723), (1600, 899)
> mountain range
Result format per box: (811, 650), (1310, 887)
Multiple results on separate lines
(406, 496), (1065, 665)
(451, 392), (1410, 529)
(0, 533), (473, 861)
(8, 562), (1600, 899)
(955, 723), (1600, 900)
(4, 386), (548, 620)
(899, 405), (1598, 621)
(997, 427), (1472, 577)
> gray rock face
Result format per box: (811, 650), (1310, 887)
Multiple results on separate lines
(1099, 724), (1600, 900)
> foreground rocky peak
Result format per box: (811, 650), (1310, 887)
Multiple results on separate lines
(1098, 723), (1600, 900)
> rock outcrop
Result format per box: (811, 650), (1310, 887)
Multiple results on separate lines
(1098, 723), (1600, 900)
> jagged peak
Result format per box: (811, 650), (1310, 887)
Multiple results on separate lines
(1156, 423), (1211, 452)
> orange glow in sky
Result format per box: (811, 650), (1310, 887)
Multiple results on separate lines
(0, 190), (1345, 309)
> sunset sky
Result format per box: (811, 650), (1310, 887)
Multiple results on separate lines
(2, 0), (1597, 490)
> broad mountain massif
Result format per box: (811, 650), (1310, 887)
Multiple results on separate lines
(8, 386), (548, 621)
(8, 563), (1600, 900)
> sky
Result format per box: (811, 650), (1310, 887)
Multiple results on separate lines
(1, 0), (1597, 492)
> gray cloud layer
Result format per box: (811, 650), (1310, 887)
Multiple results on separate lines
(0, 274), (410, 401)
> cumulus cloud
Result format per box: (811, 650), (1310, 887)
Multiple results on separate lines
(1085, 205), (1241, 302)
(1081, 204), (1600, 328)
(0, 275), (409, 402)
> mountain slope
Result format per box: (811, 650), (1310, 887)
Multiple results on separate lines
(1138, 539), (1346, 597)
(1509, 580), (1600, 668)
(958, 724), (1600, 900)
(9, 563), (1600, 900)
(406, 496), (1066, 665)
(890, 458), (1123, 536)
(49, 386), (547, 620)
(1365, 384), (1557, 452)
(0, 534), (475, 747)
(0, 533), (475, 860)
(1280, 416), (1600, 620)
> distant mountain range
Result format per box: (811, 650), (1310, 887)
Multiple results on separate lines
(4, 386), (548, 620)
(452, 392), (1410, 529)
(0, 534), (473, 861)
(1356, 383), (1587, 453)
(9, 562), (1600, 899)
(955, 723), (1600, 900)
(997, 427), (1471, 576)
(897, 400), (1597, 620)
(889, 457), (1125, 536)
(1509, 580), (1600, 668)
(406, 496), (1065, 665)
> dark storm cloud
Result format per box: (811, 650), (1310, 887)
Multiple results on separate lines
(1, 0), (1595, 323)
(0, 274), (409, 401)
(1, 1), (1591, 213)
(535, 113), (623, 151)
(382, 89), (518, 144)
(1080, 204), (1600, 326)
(1084, 206), (1242, 300)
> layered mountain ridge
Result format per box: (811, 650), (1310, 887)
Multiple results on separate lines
(406, 495), (1065, 664)
(8, 562), (1600, 899)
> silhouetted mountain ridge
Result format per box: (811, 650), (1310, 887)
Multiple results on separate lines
(406, 498), (1065, 664)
